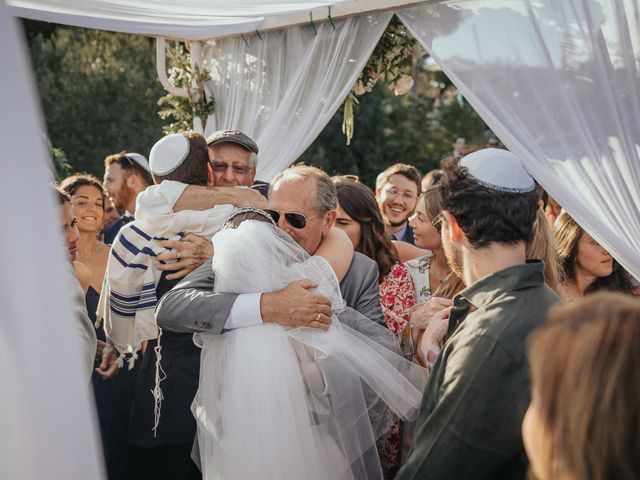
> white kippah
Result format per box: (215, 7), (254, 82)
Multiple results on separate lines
(460, 148), (535, 193)
(149, 134), (190, 176)
(125, 152), (151, 174)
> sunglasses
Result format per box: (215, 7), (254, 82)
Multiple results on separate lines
(264, 208), (316, 229)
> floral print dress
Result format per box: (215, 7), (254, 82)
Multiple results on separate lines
(379, 262), (416, 335)
(377, 261), (416, 478)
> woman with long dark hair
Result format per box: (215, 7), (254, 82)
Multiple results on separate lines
(332, 176), (417, 478)
(59, 173), (136, 480)
(554, 212), (634, 301)
(332, 176), (416, 336)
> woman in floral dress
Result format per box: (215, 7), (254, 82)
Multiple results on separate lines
(332, 176), (416, 478)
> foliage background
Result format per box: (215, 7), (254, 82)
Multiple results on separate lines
(24, 20), (166, 177)
(22, 19), (489, 186)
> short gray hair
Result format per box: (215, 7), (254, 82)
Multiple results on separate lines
(249, 152), (258, 168)
(270, 165), (337, 214)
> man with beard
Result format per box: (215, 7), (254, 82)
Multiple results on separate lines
(397, 149), (560, 480)
(375, 163), (421, 245)
(102, 152), (153, 244)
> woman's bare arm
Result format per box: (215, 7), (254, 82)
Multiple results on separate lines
(314, 228), (354, 282)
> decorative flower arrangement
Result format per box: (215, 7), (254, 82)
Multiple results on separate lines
(342, 16), (423, 144)
(158, 42), (215, 134)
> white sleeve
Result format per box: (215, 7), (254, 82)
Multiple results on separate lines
(224, 293), (263, 329)
(135, 180), (188, 219)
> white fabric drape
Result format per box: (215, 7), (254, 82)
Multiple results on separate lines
(202, 12), (393, 181)
(0, 3), (105, 479)
(7, 0), (338, 38)
(398, 0), (640, 280)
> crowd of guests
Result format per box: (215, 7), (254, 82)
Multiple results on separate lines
(54, 129), (640, 480)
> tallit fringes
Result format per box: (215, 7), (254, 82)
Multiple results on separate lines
(152, 329), (167, 439)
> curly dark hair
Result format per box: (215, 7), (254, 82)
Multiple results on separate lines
(440, 156), (537, 248)
(333, 176), (398, 281)
(58, 173), (105, 209)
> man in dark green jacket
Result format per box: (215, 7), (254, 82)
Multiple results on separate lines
(397, 149), (560, 480)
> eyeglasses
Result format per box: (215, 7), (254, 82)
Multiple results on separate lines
(264, 208), (316, 229)
(211, 161), (253, 175)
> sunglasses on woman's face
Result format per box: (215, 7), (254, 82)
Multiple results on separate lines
(264, 208), (315, 229)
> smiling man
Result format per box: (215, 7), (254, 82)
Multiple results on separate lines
(102, 152), (153, 243)
(375, 163), (421, 245)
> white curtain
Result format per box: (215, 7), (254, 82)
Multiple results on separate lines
(398, 0), (640, 280)
(0, 3), (104, 479)
(7, 0), (340, 38)
(202, 12), (393, 181)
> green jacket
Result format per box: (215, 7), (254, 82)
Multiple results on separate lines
(397, 261), (559, 480)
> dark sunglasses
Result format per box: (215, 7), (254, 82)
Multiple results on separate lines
(264, 208), (315, 229)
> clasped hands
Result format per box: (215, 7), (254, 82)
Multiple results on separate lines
(410, 296), (453, 365)
(155, 233), (214, 280)
(95, 340), (119, 379)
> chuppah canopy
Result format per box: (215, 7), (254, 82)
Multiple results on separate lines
(6, 0), (640, 280)
(6, 0), (425, 38)
(398, 0), (640, 280)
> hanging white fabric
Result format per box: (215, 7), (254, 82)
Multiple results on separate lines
(202, 12), (393, 181)
(7, 0), (325, 38)
(0, 3), (105, 479)
(398, 0), (640, 280)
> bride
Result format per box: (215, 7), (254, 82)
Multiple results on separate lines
(192, 208), (427, 480)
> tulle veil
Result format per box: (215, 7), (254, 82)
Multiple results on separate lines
(192, 210), (427, 480)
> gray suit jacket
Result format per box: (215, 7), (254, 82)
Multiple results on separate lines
(155, 252), (389, 469)
(156, 252), (385, 333)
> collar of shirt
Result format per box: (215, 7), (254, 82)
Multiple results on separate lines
(391, 223), (408, 241)
(447, 260), (546, 336)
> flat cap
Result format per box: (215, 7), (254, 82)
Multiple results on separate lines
(206, 130), (259, 154)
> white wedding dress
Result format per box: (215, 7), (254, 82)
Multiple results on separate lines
(192, 216), (427, 480)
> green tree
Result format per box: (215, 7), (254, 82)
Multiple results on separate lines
(300, 68), (489, 189)
(23, 21), (167, 177)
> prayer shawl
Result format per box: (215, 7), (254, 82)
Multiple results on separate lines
(97, 182), (232, 366)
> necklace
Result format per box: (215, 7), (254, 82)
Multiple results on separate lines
(77, 242), (100, 264)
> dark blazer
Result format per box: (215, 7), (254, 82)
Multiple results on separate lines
(129, 253), (384, 449)
(127, 272), (200, 448)
(394, 223), (415, 245)
(103, 215), (132, 245)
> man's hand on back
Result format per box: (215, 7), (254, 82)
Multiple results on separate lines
(156, 233), (214, 280)
(261, 279), (333, 331)
(223, 186), (267, 209)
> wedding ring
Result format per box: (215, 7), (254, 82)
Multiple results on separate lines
(315, 313), (321, 322)
(176, 252), (182, 261)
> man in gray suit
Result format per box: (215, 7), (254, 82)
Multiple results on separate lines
(156, 164), (385, 336)
(155, 165), (387, 475)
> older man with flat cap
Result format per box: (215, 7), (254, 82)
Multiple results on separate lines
(134, 130), (268, 279)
